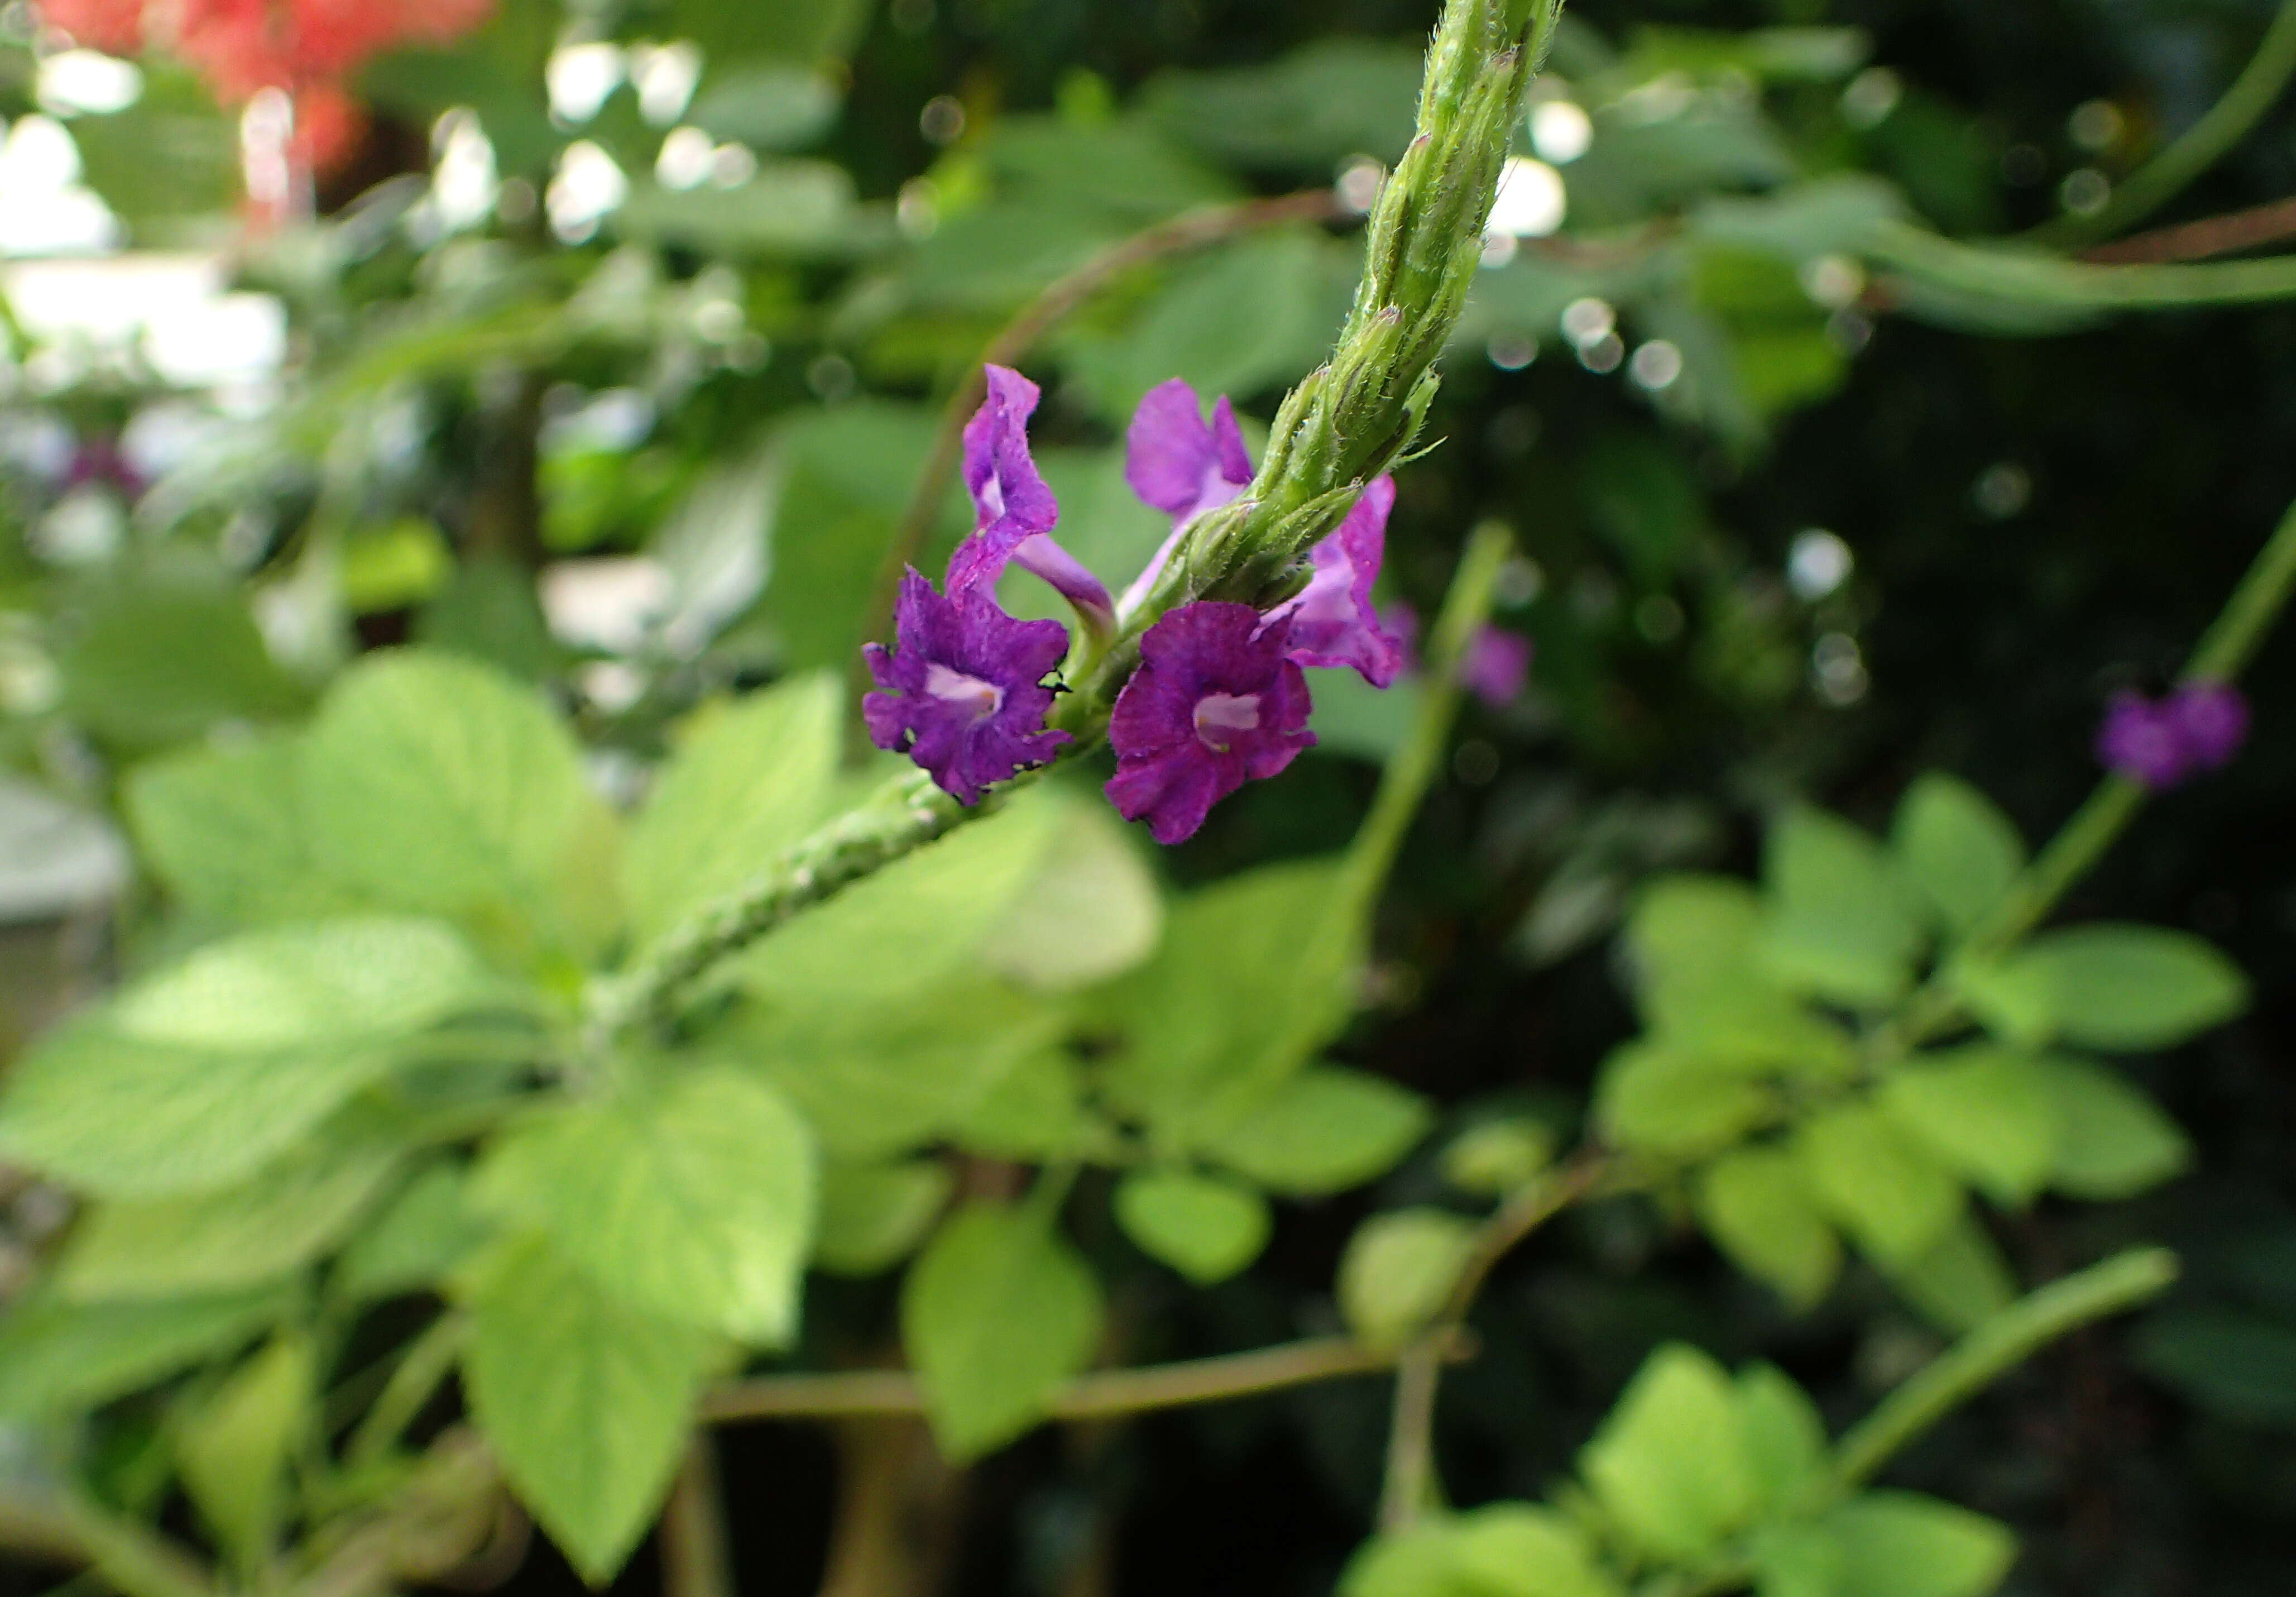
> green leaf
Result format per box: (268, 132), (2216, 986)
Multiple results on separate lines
(299, 651), (620, 959)
(978, 791), (1164, 991)
(1448, 1505), (1626, 1597)
(941, 1045), (1091, 1160)
(1141, 40), (1425, 171)
(1098, 859), (1366, 1144)
(1200, 1065), (1432, 1196)
(1440, 1118), (1556, 1197)
(1878, 1211), (2019, 1334)
(1579, 1343), (1759, 1561)
(1623, 877), (1848, 1065)
(334, 1163), (493, 1302)
(473, 1068), (817, 1346)
(1798, 1103), (1963, 1264)
(902, 1203), (1104, 1460)
(57, 560), (299, 749)
(174, 1336), (311, 1563)
(1879, 1047), (2058, 1206)
(662, 0), (873, 69)
(1114, 1170), (1271, 1285)
(813, 1159), (952, 1277)
(686, 63), (840, 151)
(2038, 1056), (2191, 1199)
(413, 558), (562, 683)
(2134, 1308), (2296, 1429)
(124, 734), (356, 925)
(1695, 1145), (1841, 1309)
(1820, 1491), (2016, 1597)
(740, 792), (1061, 1004)
(462, 1233), (716, 1583)
(1979, 926), (2248, 1053)
(0, 1016), (398, 1197)
(1594, 1043), (1774, 1157)
(110, 917), (494, 1053)
(622, 676), (842, 946)
(1748, 1521), (1845, 1597)
(1890, 774), (2025, 940)
(60, 1136), (402, 1300)
(0, 1288), (292, 1417)
(1735, 1363), (1829, 1513)
(612, 161), (864, 258)
(1758, 807), (1925, 1008)
(1338, 1208), (1477, 1351)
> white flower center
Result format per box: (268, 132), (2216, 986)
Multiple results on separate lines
(1192, 691), (1260, 752)
(925, 662), (1005, 722)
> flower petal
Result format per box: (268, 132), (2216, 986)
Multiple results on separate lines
(1263, 477), (1407, 687)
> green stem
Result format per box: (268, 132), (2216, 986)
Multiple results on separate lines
(1872, 219), (2296, 314)
(346, 1314), (468, 1467)
(2038, 0), (2296, 246)
(1830, 1247), (2178, 1490)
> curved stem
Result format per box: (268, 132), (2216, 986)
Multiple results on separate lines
(1831, 1248), (2178, 1489)
(2039, 0), (2296, 246)
(1871, 218), (2296, 313)
(2081, 193), (2296, 263)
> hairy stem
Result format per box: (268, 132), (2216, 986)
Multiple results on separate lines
(2038, 0), (2296, 246)
(1831, 1248), (2178, 1489)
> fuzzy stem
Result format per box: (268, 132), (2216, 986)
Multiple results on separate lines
(2037, 0), (2296, 246)
(1831, 1248), (2178, 1489)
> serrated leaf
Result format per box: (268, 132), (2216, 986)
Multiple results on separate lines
(813, 1160), (952, 1278)
(1114, 1170), (1271, 1285)
(1201, 1065), (1431, 1195)
(1758, 807), (1925, 1008)
(1338, 1208), (1477, 1351)
(2038, 1056), (2190, 1199)
(462, 1233), (716, 1583)
(1580, 1344), (1758, 1561)
(474, 1068), (817, 1346)
(60, 1135), (402, 1300)
(622, 677), (842, 946)
(1891, 774), (2024, 940)
(1695, 1146), (1840, 1309)
(0, 1288), (292, 1417)
(1798, 1103), (1962, 1264)
(902, 1203), (1103, 1460)
(1879, 1046), (2058, 1207)
(1820, 1491), (2016, 1597)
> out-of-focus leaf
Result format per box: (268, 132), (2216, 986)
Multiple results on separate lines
(1877, 1210), (2018, 1334)
(1689, 175), (1905, 265)
(334, 1163), (492, 1302)
(1695, 1144), (1840, 1308)
(813, 1159), (951, 1277)
(1758, 806), (1926, 1008)
(1736, 1363), (1829, 1512)
(1818, 1491), (2016, 1597)
(2135, 1308), (2296, 1429)
(1201, 1065), (1432, 1194)
(59, 560), (300, 749)
(687, 64), (841, 151)
(68, 63), (238, 228)
(1880, 1046), (2057, 1206)
(0, 1288), (292, 1417)
(1114, 1170), (1270, 1285)
(1338, 1208), (1477, 1351)
(1140, 40), (1425, 170)
(1621, 876), (1849, 1067)
(2039, 1056), (2191, 1199)
(174, 1335), (311, 1562)
(979, 788), (1163, 991)
(659, 0), (874, 69)
(1579, 1343), (1758, 1561)
(413, 559), (562, 684)
(613, 162), (870, 258)
(1626, 25), (1871, 82)
(1890, 774), (2025, 940)
(1797, 1102), (1961, 1264)
(1595, 1042), (1774, 1156)
(1961, 926), (2247, 1053)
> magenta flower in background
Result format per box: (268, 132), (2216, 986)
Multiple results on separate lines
(1106, 601), (1317, 844)
(1259, 477), (1409, 687)
(1460, 627), (1531, 706)
(2096, 681), (2250, 790)
(864, 572), (1071, 805)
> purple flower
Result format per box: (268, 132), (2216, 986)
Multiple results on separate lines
(1105, 601), (1316, 844)
(1461, 627), (1532, 706)
(948, 365), (1114, 635)
(864, 571), (1071, 805)
(2096, 681), (2250, 790)
(1119, 380), (1256, 615)
(1258, 477), (1409, 687)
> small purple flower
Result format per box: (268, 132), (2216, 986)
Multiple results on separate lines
(2096, 681), (2250, 790)
(1105, 601), (1316, 845)
(1119, 380), (1256, 615)
(948, 365), (1114, 635)
(1461, 627), (1532, 706)
(63, 436), (142, 499)
(1258, 477), (1409, 687)
(864, 571), (1071, 806)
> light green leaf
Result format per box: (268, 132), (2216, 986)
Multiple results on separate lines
(1747, 1521), (1845, 1597)
(1695, 1145), (1840, 1308)
(1734, 1363), (1829, 1513)
(60, 1136), (401, 1300)
(942, 1045), (1091, 1161)
(474, 1068), (817, 1346)
(902, 1203), (1104, 1460)
(740, 792), (1060, 1004)
(57, 560), (300, 749)
(334, 1163), (493, 1302)
(175, 1336), (311, 1563)
(613, 162), (863, 257)
(124, 734), (355, 924)
(1758, 807), (1926, 1008)
(2038, 1056), (2191, 1199)
(1580, 1343), (1759, 1561)
(111, 917), (493, 1053)
(1114, 1170), (1271, 1285)
(1337, 1520), (1463, 1597)
(1594, 1043), (1775, 1156)
(1890, 774), (2024, 940)
(1880, 1047), (2058, 1206)
(813, 1160), (952, 1277)
(1201, 1065), (1432, 1196)
(1623, 877), (1848, 1065)
(0, 1287), (292, 1417)
(1142, 40), (1424, 171)
(622, 676), (841, 946)
(1877, 1211), (2018, 1334)
(1799, 1103), (1963, 1264)
(979, 792), (1164, 991)
(1338, 1508), (1627, 1597)
(462, 1233), (717, 1583)
(1338, 1208), (1477, 1351)
(299, 650), (620, 958)
(1440, 1118), (1556, 1197)
(1983, 926), (2248, 1053)
(1821, 1491), (2016, 1597)
(0, 1016), (397, 1197)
